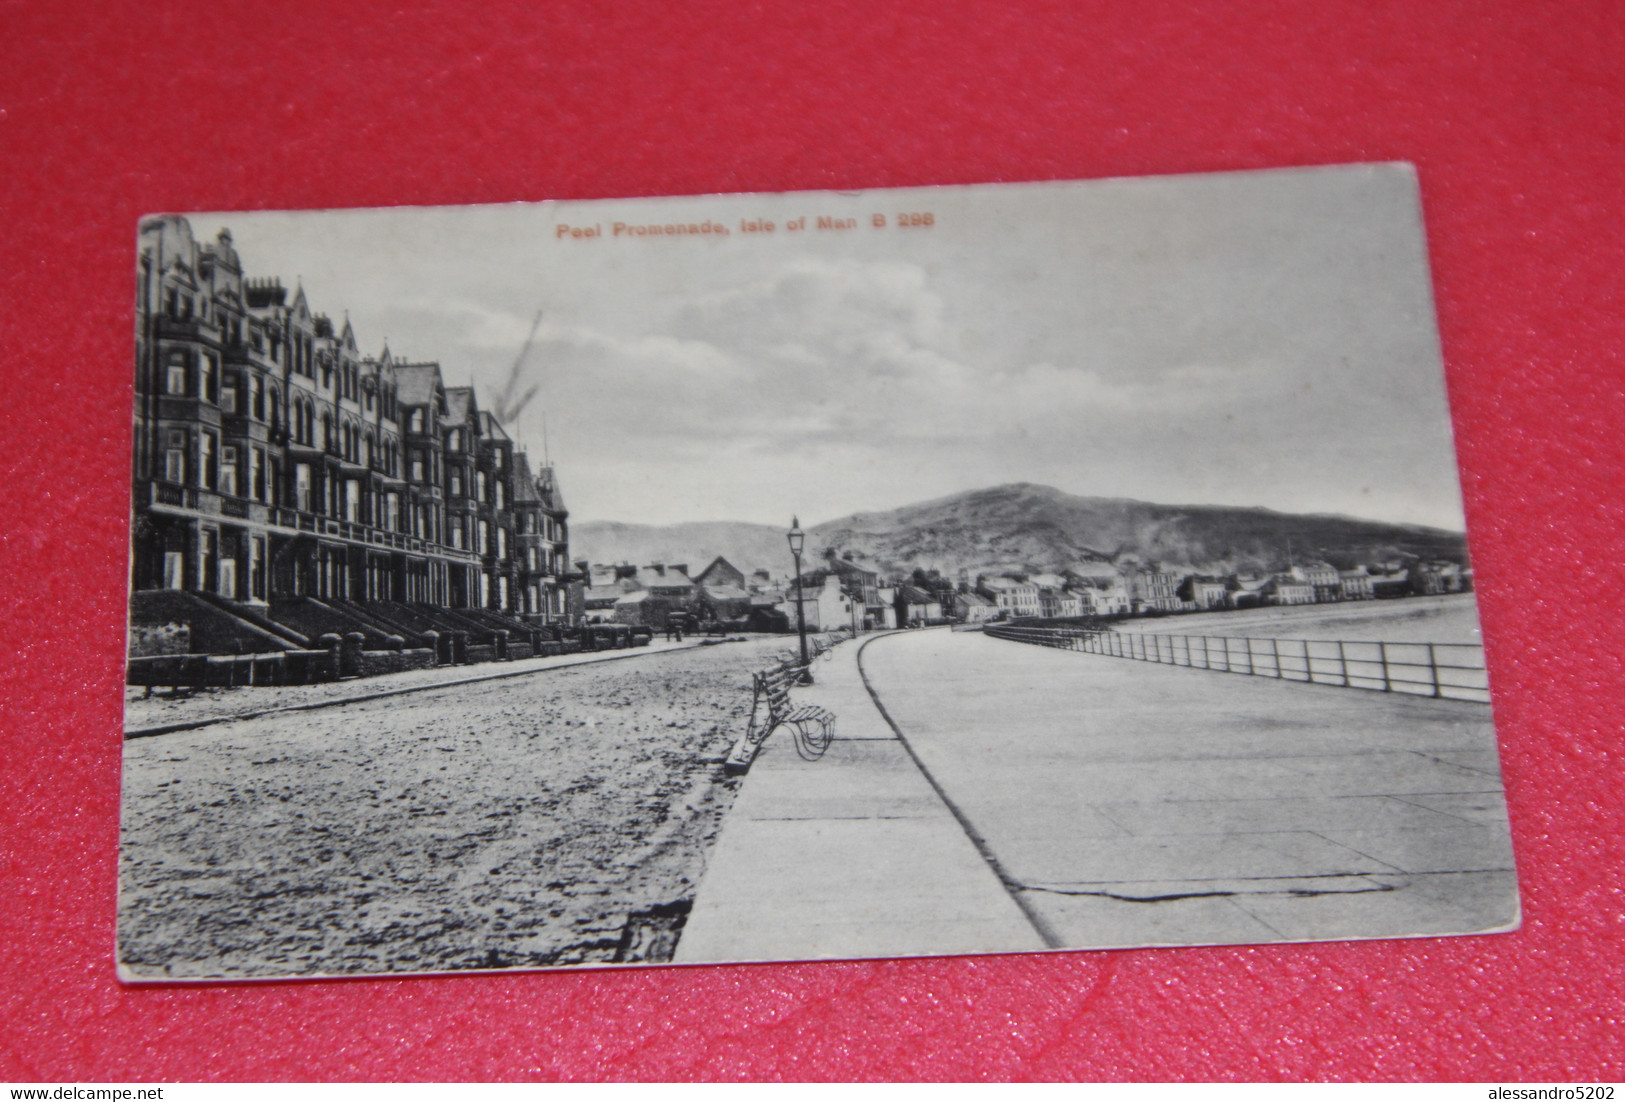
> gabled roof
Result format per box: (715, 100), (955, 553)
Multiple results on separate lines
(444, 386), (475, 425)
(394, 363), (442, 406)
(695, 556), (745, 584)
(479, 411), (509, 442)
(511, 452), (540, 503)
(533, 465), (566, 513)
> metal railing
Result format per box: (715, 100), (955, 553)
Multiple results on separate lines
(984, 624), (1489, 703)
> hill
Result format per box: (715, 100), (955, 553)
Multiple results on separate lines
(572, 483), (1468, 580)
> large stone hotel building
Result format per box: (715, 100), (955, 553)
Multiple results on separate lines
(131, 216), (571, 637)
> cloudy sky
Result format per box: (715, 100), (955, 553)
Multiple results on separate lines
(188, 163), (1468, 530)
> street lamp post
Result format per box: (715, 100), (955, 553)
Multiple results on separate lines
(788, 516), (810, 679)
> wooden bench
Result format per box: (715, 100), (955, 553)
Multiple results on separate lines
(723, 658), (836, 775)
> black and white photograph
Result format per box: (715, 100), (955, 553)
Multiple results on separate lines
(120, 164), (1518, 980)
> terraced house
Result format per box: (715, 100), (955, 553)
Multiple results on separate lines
(130, 216), (572, 679)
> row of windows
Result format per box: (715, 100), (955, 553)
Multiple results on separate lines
(161, 351), (404, 475)
(520, 514), (563, 540)
(156, 288), (402, 419)
(161, 532), (561, 613)
(405, 411), (507, 468)
(287, 397), (401, 472)
(445, 518), (510, 558)
(445, 469), (506, 506)
(158, 429), (547, 563)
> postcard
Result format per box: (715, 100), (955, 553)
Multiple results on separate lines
(120, 164), (1517, 979)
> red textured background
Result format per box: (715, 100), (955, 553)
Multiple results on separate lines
(2, 0), (1622, 1081)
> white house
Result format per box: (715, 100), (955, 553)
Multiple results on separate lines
(978, 576), (1041, 618)
(779, 574), (855, 632)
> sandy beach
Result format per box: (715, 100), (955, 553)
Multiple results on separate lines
(118, 635), (799, 979)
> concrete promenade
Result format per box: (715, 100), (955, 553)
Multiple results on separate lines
(675, 632), (1048, 963)
(678, 627), (1518, 963)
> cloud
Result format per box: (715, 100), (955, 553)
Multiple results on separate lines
(520, 256), (1297, 483)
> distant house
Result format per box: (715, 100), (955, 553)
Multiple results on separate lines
(1037, 586), (1082, 619)
(579, 562), (699, 626)
(636, 563), (696, 601)
(978, 576), (1040, 618)
(1071, 576), (1130, 616)
(954, 590), (998, 623)
(611, 589), (655, 625)
(1290, 561), (1342, 603)
(1263, 575), (1316, 606)
(582, 583), (625, 622)
(698, 583), (751, 620)
(894, 584), (943, 626)
(873, 586), (898, 629)
(823, 559), (892, 627)
(1370, 569), (1413, 599)
(695, 556), (747, 591)
(1125, 565), (1183, 613)
(1412, 561), (1467, 595)
(1178, 575), (1231, 611)
(1339, 568), (1375, 601)
(781, 574), (854, 632)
